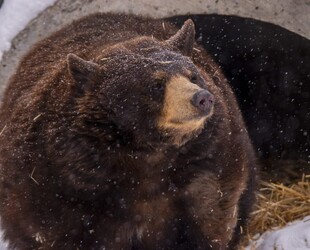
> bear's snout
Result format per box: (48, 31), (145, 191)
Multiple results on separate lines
(191, 90), (214, 114)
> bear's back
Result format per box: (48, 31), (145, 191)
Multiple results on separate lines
(0, 13), (176, 115)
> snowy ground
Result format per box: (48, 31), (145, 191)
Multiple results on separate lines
(0, 0), (56, 61)
(0, 1), (310, 249)
(246, 217), (310, 250)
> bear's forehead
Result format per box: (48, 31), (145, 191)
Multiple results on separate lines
(98, 49), (196, 75)
(148, 50), (191, 64)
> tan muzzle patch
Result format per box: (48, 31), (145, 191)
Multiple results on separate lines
(158, 75), (213, 145)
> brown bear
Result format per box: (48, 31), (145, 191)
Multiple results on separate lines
(0, 13), (258, 250)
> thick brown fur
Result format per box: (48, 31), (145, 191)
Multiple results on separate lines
(0, 13), (258, 250)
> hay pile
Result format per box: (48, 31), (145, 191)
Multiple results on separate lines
(245, 173), (310, 243)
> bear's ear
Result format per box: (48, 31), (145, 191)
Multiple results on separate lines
(67, 53), (100, 88)
(166, 19), (195, 57)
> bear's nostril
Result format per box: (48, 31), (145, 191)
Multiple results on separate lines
(199, 99), (206, 106)
(208, 95), (214, 104)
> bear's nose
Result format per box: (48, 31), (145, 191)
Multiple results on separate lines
(191, 90), (215, 114)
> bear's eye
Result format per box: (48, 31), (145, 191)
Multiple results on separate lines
(151, 71), (167, 92)
(152, 78), (166, 91)
(190, 74), (198, 84)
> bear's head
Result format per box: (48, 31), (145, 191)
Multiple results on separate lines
(67, 20), (215, 149)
